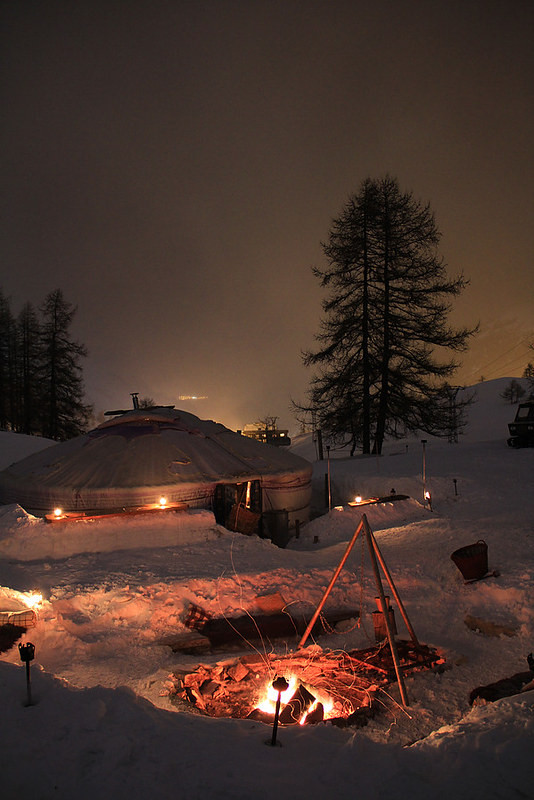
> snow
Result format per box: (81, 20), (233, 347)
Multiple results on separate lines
(1, 377), (533, 799)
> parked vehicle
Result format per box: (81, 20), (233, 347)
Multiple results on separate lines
(507, 401), (534, 447)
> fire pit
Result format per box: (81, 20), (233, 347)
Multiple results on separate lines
(169, 641), (443, 727)
(164, 515), (444, 727)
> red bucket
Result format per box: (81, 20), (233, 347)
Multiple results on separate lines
(451, 540), (488, 581)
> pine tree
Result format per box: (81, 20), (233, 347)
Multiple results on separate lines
(16, 302), (42, 434)
(523, 362), (534, 399)
(501, 379), (526, 404)
(39, 289), (92, 440)
(300, 176), (476, 454)
(0, 290), (16, 430)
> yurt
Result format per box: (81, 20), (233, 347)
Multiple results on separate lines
(0, 407), (312, 544)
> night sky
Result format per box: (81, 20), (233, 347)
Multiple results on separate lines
(1, 1), (533, 432)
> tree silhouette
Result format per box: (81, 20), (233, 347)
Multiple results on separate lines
(298, 176), (476, 454)
(39, 290), (92, 440)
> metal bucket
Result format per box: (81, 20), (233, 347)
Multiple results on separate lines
(372, 608), (397, 642)
(372, 596), (397, 641)
(451, 540), (488, 581)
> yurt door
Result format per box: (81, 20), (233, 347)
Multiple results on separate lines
(213, 481), (261, 535)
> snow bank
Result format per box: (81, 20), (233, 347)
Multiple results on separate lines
(0, 504), (222, 561)
(1, 660), (532, 800)
(0, 430), (54, 470)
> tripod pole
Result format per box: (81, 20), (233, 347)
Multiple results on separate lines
(363, 515), (409, 707)
(298, 519), (364, 649)
(369, 531), (419, 646)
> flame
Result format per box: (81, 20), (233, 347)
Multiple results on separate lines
(255, 674), (336, 723)
(256, 674), (298, 714)
(306, 689), (335, 718)
(299, 690), (336, 723)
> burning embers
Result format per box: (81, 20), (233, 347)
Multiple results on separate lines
(169, 642), (443, 728)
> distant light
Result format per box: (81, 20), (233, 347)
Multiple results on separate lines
(178, 395), (208, 400)
(53, 507), (63, 518)
(355, 495), (363, 504)
(159, 496), (167, 508)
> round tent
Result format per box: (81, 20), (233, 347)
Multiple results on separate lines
(0, 407), (312, 538)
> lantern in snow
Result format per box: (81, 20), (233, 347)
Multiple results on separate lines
(19, 642), (35, 706)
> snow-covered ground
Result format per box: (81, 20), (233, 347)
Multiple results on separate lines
(1, 378), (533, 799)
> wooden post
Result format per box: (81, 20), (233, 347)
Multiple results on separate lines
(326, 446), (331, 511)
(298, 520), (364, 649)
(362, 515), (409, 706)
(316, 429), (324, 461)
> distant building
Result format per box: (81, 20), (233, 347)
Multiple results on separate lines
(240, 424), (291, 447)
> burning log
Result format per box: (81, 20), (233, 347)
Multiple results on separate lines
(279, 683), (316, 724)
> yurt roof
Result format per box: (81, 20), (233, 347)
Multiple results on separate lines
(0, 407), (312, 497)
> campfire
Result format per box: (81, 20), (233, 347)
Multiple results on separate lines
(254, 672), (336, 725)
(168, 641), (443, 727)
(164, 515), (444, 727)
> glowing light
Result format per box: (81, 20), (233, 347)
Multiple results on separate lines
(425, 490), (431, 500)
(12, 590), (43, 611)
(53, 507), (63, 518)
(355, 495), (363, 504)
(299, 693), (335, 724)
(256, 674), (298, 714)
(255, 675), (336, 723)
(159, 496), (167, 508)
(178, 395), (208, 400)
(24, 592), (43, 609)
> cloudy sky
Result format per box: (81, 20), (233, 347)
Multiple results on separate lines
(1, 0), (533, 432)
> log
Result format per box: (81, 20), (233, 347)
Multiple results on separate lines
(159, 631), (211, 653)
(200, 607), (360, 648)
